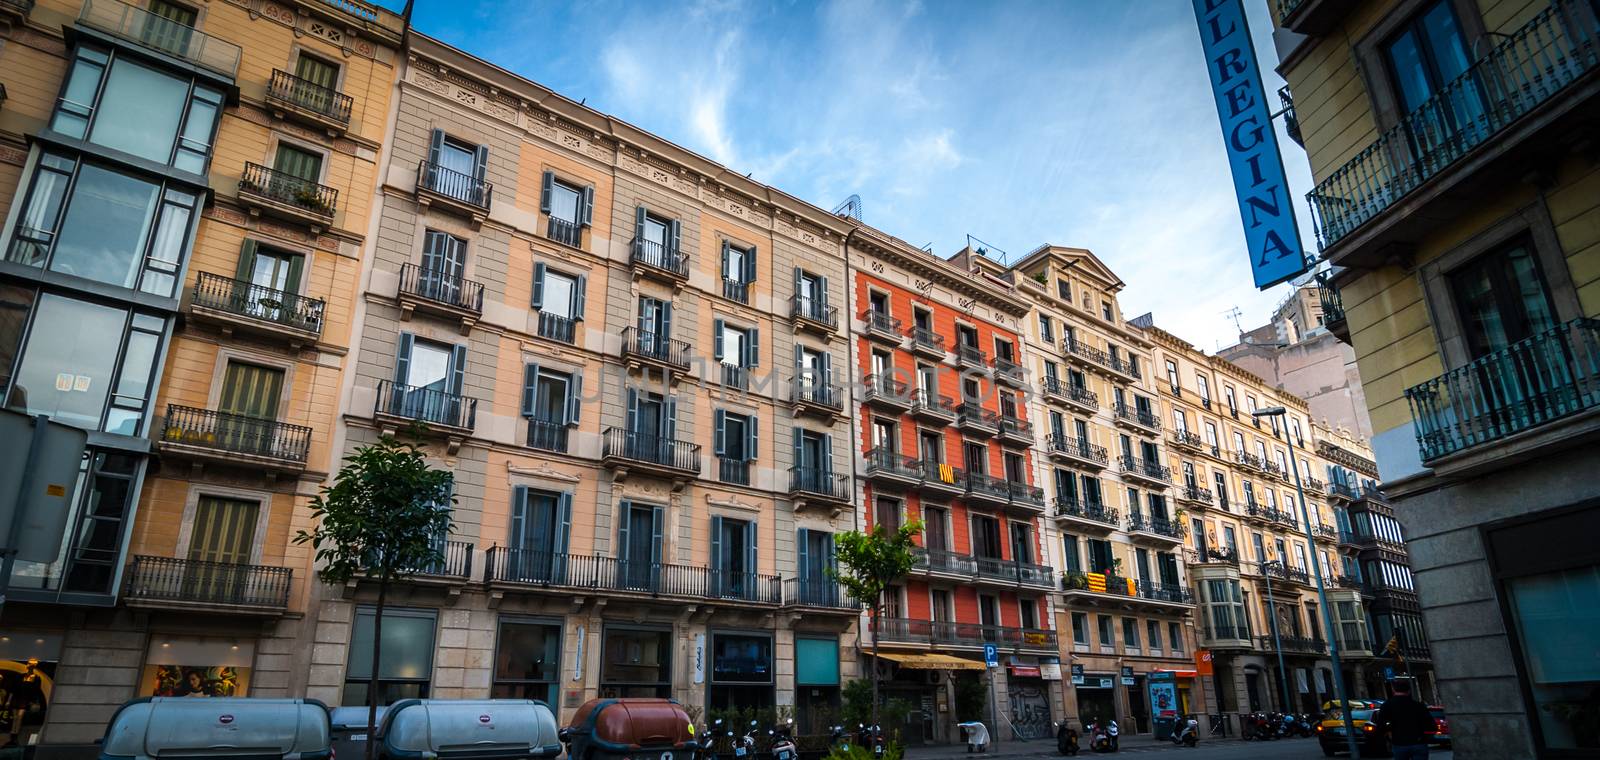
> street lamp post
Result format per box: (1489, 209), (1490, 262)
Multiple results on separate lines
(1256, 407), (1360, 759)
(1259, 559), (1295, 716)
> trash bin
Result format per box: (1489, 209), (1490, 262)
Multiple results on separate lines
(1152, 716), (1175, 741)
(330, 706), (389, 760)
(381, 700), (561, 760)
(562, 699), (696, 760)
(99, 697), (331, 760)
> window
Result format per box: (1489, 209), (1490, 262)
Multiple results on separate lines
(795, 269), (828, 320)
(1020, 599), (1039, 630)
(416, 230), (468, 305)
(633, 207), (680, 265)
(508, 487), (571, 582)
(964, 441), (987, 475)
(1214, 471), (1230, 507)
(1096, 615), (1115, 649)
(710, 515), (757, 598)
(1224, 385), (1237, 414)
(271, 142), (322, 184)
(1122, 618), (1140, 650)
(1072, 612), (1089, 646)
(1173, 408), (1188, 433)
(970, 515), (1002, 560)
(1057, 279), (1071, 301)
(294, 52), (340, 93)
(4, 293), (164, 434)
(1383, 0), (1474, 117)
(1196, 375), (1211, 404)
(956, 324), (978, 349)
(1061, 531), (1081, 572)
(1169, 622), (1184, 653)
(714, 319), (759, 389)
(492, 619), (561, 705)
(426, 131), (488, 206)
(522, 363), (579, 452)
(874, 497), (900, 532)
(1100, 300), (1113, 321)
(868, 290), (890, 316)
(532, 263), (586, 343)
(1039, 314), (1054, 343)
(1204, 421), (1219, 449)
(390, 335), (467, 423)
(1449, 237), (1558, 358)
(1233, 431), (1247, 456)
(8, 154), (198, 297)
(539, 172), (591, 246)
(1147, 620), (1162, 651)
(1252, 532), (1266, 562)
(714, 409), (758, 485)
(344, 607), (436, 706)
(721, 241), (756, 303)
(1165, 360), (1179, 391)
(51, 45), (224, 171)
(601, 627), (672, 698)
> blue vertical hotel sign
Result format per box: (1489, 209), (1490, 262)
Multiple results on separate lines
(1192, 0), (1308, 289)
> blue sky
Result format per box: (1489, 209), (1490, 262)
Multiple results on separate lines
(405, 0), (1315, 351)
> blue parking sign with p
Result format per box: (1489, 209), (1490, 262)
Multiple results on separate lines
(984, 644), (999, 667)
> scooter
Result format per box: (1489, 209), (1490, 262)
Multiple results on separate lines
(734, 721), (758, 759)
(830, 725), (850, 753)
(693, 719), (723, 760)
(769, 719), (797, 760)
(1168, 715), (1199, 747)
(1085, 719), (1116, 753)
(1054, 721), (1080, 755)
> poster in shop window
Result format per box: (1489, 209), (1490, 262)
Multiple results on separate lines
(1147, 679), (1178, 719)
(147, 666), (244, 697)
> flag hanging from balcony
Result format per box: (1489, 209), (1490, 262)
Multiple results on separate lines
(1086, 572), (1107, 593)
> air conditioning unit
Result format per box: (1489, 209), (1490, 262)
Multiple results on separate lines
(925, 670), (945, 686)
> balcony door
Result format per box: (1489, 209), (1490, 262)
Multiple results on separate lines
(235, 241), (304, 322)
(711, 516), (756, 599)
(218, 361), (283, 455)
(924, 507), (949, 551)
(1010, 522), (1033, 564)
(1087, 538), (1114, 574)
(143, 0), (196, 57)
(273, 143), (322, 185)
(186, 496), (259, 600)
(617, 501), (663, 591)
(978, 594), (1001, 640)
(1383, 0), (1479, 157)
(394, 335), (464, 424)
(1135, 548), (1151, 583)
(797, 528), (834, 605)
(797, 345), (827, 390)
(420, 231), (466, 304)
(1450, 238), (1559, 358)
(295, 52), (340, 93)
(638, 297), (672, 350)
(971, 515), (1002, 560)
(510, 488), (570, 582)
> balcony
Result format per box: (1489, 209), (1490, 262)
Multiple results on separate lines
(525, 418), (569, 454)
(790, 380), (844, 420)
(265, 69), (353, 133)
(158, 405), (311, 473)
(1334, 574), (1364, 591)
(864, 447), (922, 488)
(877, 617), (1058, 653)
(484, 549), (780, 605)
(1119, 455), (1172, 487)
(188, 272), (324, 345)
(956, 343), (988, 371)
(602, 428), (702, 480)
(964, 472), (1012, 509)
(861, 374), (912, 413)
(620, 327), (691, 374)
(790, 295), (838, 335)
(0, 0), (32, 21)
(1187, 546), (1241, 567)
(1316, 271), (1349, 343)
(1313, 524), (1340, 543)
(909, 389), (957, 423)
(1042, 377), (1097, 412)
(721, 277), (751, 305)
(1326, 481), (1359, 501)
(718, 458), (750, 486)
(789, 466), (851, 510)
(374, 381), (477, 451)
(1113, 403), (1161, 435)
(1059, 570), (1133, 599)
(238, 162), (338, 229)
(783, 578), (858, 612)
(535, 312), (576, 344)
(544, 217), (583, 249)
(1257, 562), (1313, 587)
(1245, 504), (1298, 528)
(1053, 498), (1121, 533)
(1307, 0), (1600, 263)
(1176, 485), (1214, 506)
(78, 0), (241, 76)
(1134, 580), (1195, 606)
(997, 414), (1034, 445)
(1262, 461), (1288, 481)
(416, 159), (491, 221)
(390, 540), (475, 585)
(973, 555), (1055, 589)
(1127, 514), (1186, 545)
(917, 460), (967, 496)
(123, 556), (290, 614)
(1007, 480), (1047, 513)
(1171, 429), (1205, 453)
(1258, 635), (1327, 655)
(1045, 434), (1109, 470)
(1406, 318), (1600, 464)
(914, 547), (978, 579)
(908, 326), (946, 359)
(630, 238), (689, 283)
(955, 402), (1000, 436)
(1233, 450), (1265, 470)
(992, 356), (1026, 387)
(1200, 623), (1253, 649)
(1274, 0), (1350, 36)
(397, 263), (484, 332)
(862, 310), (903, 345)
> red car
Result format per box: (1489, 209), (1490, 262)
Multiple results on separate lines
(1425, 706), (1451, 748)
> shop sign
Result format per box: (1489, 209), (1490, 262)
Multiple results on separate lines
(1070, 664), (1085, 686)
(1095, 677), (1114, 689)
(1040, 662), (1062, 681)
(692, 633), (706, 684)
(1194, 649), (1214, 676)
(1009, 665), (1042, 678)
(1120, 666), (1135, 686)
(1022, 631), (1052, 647)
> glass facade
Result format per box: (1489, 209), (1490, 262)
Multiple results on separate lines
(491, 619), (561, 706)
(51, 46), (224, 172)
(344, 608), (437, 706)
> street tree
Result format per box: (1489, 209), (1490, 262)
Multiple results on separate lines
(294, 433), (454, 760)
(830, 517), (923, 732)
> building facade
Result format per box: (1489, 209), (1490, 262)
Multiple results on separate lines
(0, 0), (403, 753)
(1272, 0), (1600, 755)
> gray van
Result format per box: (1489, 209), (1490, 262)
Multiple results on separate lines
(100, 698), (330, 760)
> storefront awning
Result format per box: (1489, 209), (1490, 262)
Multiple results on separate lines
(873, 652), (986, 671)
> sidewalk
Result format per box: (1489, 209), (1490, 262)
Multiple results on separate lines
(905, 735), (1246, 759)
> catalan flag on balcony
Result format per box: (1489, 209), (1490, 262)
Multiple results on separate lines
(938, 463), (956, 484)
(1086, 572), (1107, 593)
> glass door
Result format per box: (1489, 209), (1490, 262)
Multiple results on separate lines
(420, 233), (465, 305)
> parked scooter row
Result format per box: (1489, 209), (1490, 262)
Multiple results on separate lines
(694, 718), (821, 760)
(1241, 711), (1317, 740)
(1054, 716), (1200, 754)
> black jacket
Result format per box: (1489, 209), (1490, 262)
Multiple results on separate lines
(1376, 695), (1433, 745)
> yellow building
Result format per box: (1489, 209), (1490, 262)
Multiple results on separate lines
(0, 0), (403, 752)
(1271, 0), (1600, 753)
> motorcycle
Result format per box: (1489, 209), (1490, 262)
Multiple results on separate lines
(830, 725), (850, 753)
(1168, 715), (1199, 747)
(735, 721), (758, 759)
(1296, 714), (1317, 738)
(1085, 719), (1116, 753)
(694, 718), (724, 760)
(769, 719), (797, 760)
(1055, 721), (1080, 756)
(855, 723), (884, 759)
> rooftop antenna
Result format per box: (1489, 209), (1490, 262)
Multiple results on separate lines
(1223, 306), (1244, 335)
(832, 194), (863, 221)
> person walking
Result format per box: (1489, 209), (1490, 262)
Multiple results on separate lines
(1375, 682), (1434, 759)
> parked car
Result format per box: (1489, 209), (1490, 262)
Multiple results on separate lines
(1426, 706), (1451, 748)
(1316, 706), (1388, 757)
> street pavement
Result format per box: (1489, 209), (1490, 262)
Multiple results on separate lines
(907, 737), (1454, 760)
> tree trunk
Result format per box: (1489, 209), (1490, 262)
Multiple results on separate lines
(366, 574), (388, 760)
(870, 596), (881, 736)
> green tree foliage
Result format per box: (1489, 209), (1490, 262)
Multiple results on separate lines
(954, 674), (988, 723)
(830, 519), (922, 731)
(294, 434), (454, 760)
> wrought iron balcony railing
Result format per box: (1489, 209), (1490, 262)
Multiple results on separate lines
(239, 162), (337, 218)
(1406, 318), (1600, 461)
(877, 617), (1058, 651)
(957, 343), (988, 367)
(398, 263), (484, 313)
(526, 418), (569, 453)
(784, 577), (856, 609)
(910, 389), (956, 419)
(909, 326), (946, 354)
(1258, 562), (1312, 585)
(620, 327), (691, 371)
(790, 294), (838, 329)
(537, 312), (576, 343)
(78, 0), (240, 75)
(998, 414), (1033, 439)
(1054, 498), (1120, 527)
(1136, 580), (1195, 604)
(1233, 450), (1265, 469)
(266, 69), (353, 126)
(789, 466), (850, 501)
(1179, 485), (1214, 504)
(546, 217), (582, 248)
(191, 272), (324, 335)
(1114, 403), (1161, 430)
(864, 447), (921, 481)
(956, 402), (999, 430)
(602, 428), (701, 473)
(400, 540), (473, 578)
(1187, 546), (1240, 566)
(1060, 570), (1132, 595)
(1171, 430), (1205, 449)
(124, 555), (291, 609)
(318, 0), (380, 22)
(160, 404), (312, 463)
(1007, 480), (1046, 507)
(484, 548), (780, 604)
(965, 471), (1011, 501)
(417, 159), (491, 210)
(722, 278), (750, 304)
(718, 458), (750, 485)
(1307, 0), (1600, 251)
(630, 238), (689, 278)
(1042, 376), (1098, 408)
(790, 380), (843, 411)
(1128, 513), (1185, 539)
(377, 380), (477, 431)
(862, 309), (903, 338)
(1046, 434), (1109, 465)
(992, 356), (1025, 383)
(1120, 455), (1172, 484)
(1259, 635), (1327, 654)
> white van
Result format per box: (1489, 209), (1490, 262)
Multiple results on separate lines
(100, 698), (331, 760)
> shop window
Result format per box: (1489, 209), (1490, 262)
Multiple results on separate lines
(0, 634), (61, 745)
(51, 45), (224, 171)
(344, 607), (436, 706)
(601, 626), (671, 698)
(491, 619), (561, 706)
(141, 635), (254, 697)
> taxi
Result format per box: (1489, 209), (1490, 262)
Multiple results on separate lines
(1316, 700), (1385, 757)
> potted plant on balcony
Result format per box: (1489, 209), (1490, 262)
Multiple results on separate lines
(292, 186), (333, 215)
(294, 434), (454, 760)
